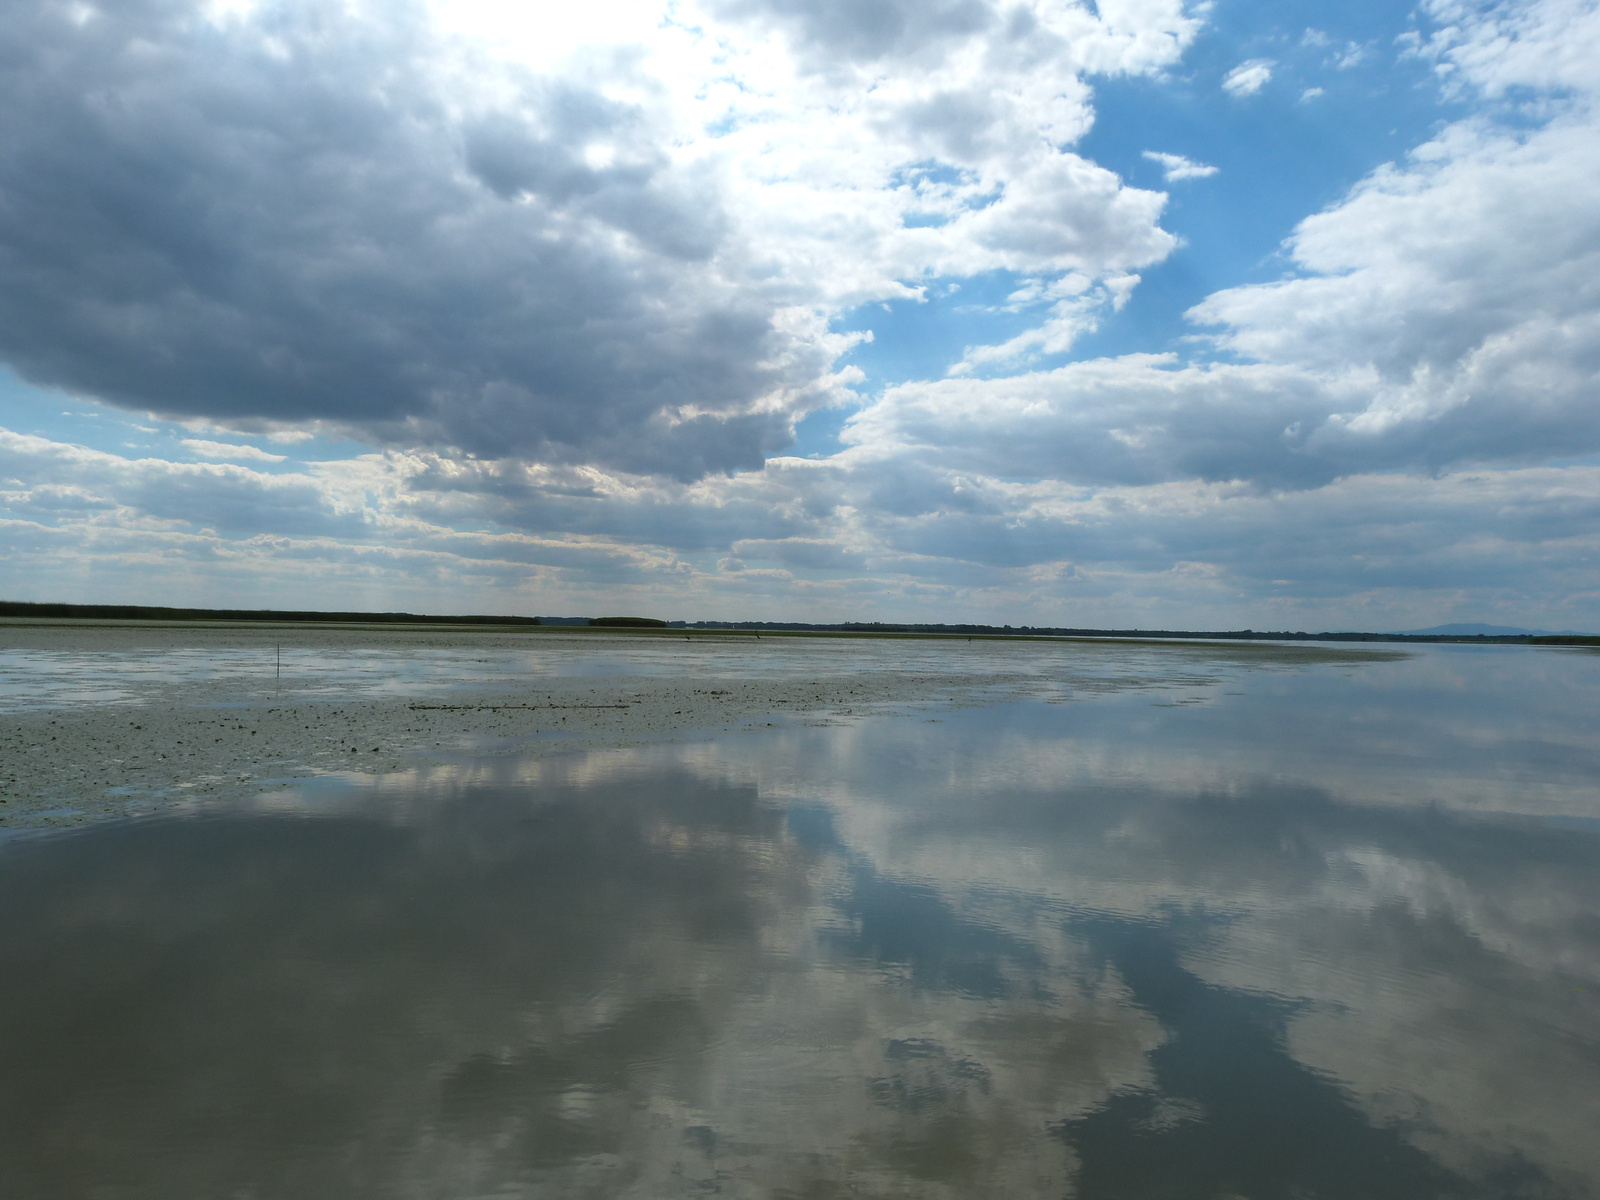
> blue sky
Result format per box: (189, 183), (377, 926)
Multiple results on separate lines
(817, 0), (1456, 408)
(2, 0), (1599, 629)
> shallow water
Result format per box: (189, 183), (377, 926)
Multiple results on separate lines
(2, 645), (1597, 1198)
(0, 626), (1383, 711)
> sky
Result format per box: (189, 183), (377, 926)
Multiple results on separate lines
(1, 0), (1598, 629)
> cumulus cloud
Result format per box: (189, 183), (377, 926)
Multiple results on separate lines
(1221, 58), (1274, 97)
(4, 0), (1600, 628)
(1142, 150), (1220, 181)
(0, 0), (1194, 481)
(1407, 0), (1600, 97)
(850, 0), (1600, 488)
(707, 0), (995, 63)
(844, 356), (1341, 488)
(0, 1), (825, 480)
(1189, 113), (1600, 468)
(713, 0), (1199, 75)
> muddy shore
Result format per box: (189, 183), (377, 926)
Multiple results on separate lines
(1, 620), (1401, 827)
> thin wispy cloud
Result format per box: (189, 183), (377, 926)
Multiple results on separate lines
(182, 440), (288, 464)
(1222, 59), (1275, 97)
(1143, 151), (1220, 181)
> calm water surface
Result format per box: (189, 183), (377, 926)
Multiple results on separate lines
(2, 645), (1598, 1198)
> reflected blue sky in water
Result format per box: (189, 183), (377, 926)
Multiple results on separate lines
(1, 646), (1597, 1197)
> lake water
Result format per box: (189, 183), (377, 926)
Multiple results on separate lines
(2, 643), (1597, 1198)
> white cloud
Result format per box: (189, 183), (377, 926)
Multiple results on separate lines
(1190, 113), (1600, 455)
(1304, 30), (1366, 69)
(949, 274), (1140, 372)
(1334, 44), (1366, 69)
(1410, 0), (1600, 98)
(182, 439), (287, 463)
(1221, 58), (1274, 97)
(865, 0), (1600, 490)
(1142, 150), (1220, 181)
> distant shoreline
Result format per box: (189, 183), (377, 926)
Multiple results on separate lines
(2, 599), (1594, 647)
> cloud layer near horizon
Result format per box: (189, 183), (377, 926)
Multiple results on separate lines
(2, 0), (1600, 627)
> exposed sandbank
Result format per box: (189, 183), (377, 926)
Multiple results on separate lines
(1, 620), (1403, 827)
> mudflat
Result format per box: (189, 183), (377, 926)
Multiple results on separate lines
(0, 620), (1399, 826)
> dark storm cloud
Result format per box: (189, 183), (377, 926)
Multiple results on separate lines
(460, 99), (728, 262)
(0, 1), (814, 479)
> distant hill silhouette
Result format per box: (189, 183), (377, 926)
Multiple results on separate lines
(1394, 623), (1539, 637)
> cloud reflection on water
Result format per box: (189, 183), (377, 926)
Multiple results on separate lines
(2, 649), (1598, 1197)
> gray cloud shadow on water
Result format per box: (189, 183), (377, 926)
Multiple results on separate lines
(1055, 910), (1559, 1200)
(0, 772), (795, 1199)
(3, 691), (1599, 1197)
(832, 779), (1594, 1194)
(0, 759), (1139, 1198)
(726, 679), (1600, 1192)
(791, 784), (1592, 1197)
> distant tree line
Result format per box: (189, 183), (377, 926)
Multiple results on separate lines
(0, 601), (541, 626)
(6, 600), (1587, 644)
(664, 619), (1541, 644)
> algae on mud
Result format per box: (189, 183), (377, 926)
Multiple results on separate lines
(0, 619), (1399, 825)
